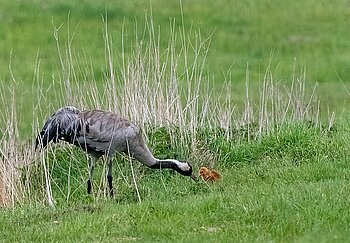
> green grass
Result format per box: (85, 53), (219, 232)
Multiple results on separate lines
(2, 124), (350, 242)
(1, 0), (350, 117)
(1, 0), (350, 82)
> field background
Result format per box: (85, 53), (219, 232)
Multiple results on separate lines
(1, 0), (350, 126)
(1, 0), (350, 242)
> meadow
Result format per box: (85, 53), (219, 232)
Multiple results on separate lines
(1, 0), (350, 242)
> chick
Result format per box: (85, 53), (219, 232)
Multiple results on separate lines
(199, 167), (222, 182)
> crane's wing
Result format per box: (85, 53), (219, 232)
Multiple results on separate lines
(35, 107), (80, 149)
(74, 110), (138, 156)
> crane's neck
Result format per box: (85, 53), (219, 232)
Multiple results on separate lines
(150, 159), (191, 172)
(128, 146), (192, 176)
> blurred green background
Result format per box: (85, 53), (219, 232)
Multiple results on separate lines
(1, 0), (349, 121)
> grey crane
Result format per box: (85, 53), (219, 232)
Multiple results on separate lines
(35, 106), (197, 197)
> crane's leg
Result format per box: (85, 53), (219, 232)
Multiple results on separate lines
(107, 157), (114, 197)
(87, 156), (98, 194)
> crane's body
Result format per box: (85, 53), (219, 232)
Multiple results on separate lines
(36, 106), (196, 197)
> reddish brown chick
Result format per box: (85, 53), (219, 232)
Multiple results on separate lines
(199, 167), (222, 182)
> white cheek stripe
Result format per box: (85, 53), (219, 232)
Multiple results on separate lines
(162, 159), (190, 171)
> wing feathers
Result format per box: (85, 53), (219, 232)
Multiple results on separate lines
(35, 107), (139, 156)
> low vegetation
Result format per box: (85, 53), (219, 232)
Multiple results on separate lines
(2, 124), (350, 242)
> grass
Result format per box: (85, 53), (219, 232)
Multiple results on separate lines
(1, 0), (350, 242)
(2, 125), (350, 242)
(1, 0), (350, 82)
(1, 0), (350, 117)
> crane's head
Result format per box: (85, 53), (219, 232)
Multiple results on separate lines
(151, 159), (198, 181)
(175, 161), (198, 181)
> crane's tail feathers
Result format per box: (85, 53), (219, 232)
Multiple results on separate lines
(35, 106), (81, 150)
(35, 124), (61, 150)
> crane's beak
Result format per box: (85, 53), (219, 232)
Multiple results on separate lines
(190, 173), (198, 181)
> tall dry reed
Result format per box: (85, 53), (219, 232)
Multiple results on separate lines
(0, 15), (326, 206)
